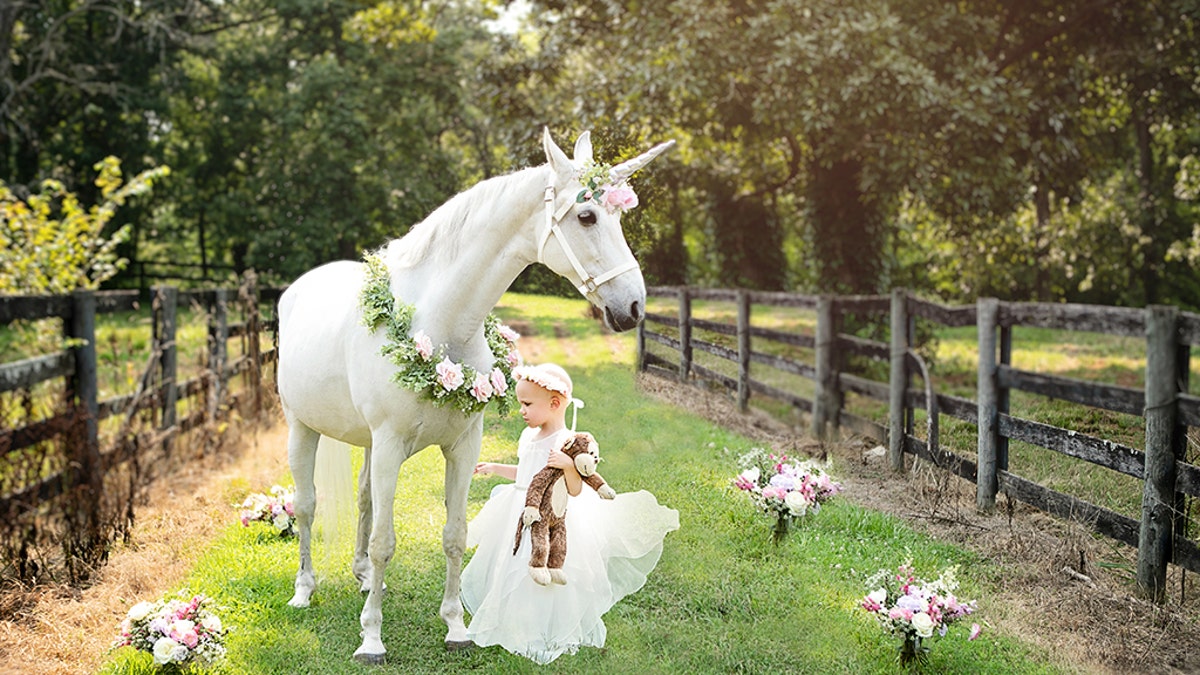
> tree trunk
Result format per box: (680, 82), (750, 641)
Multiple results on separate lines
(807, 156), (884, 295)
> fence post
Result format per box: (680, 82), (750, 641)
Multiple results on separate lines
(243, 273), (262, 416)
(678, 287), (692, 383)
(208, 289), (229, 420)
(812, 295), (835, 440)
(888, 288), (908, 471)
(67, 291), (101, 532)
(736, 290), (751, 413)
(155, 286), (179, 449)
(1138, 305), (1180, 602)
(636, 315), (647, 372)
(976, 297), (1000, 512)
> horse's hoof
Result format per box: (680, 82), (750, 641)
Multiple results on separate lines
(445, 640), (475, 652)
(353, 652), (386, 665)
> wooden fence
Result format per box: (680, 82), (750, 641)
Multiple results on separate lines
(0, 277), (283, 582)
(638, 286), (1200, 602)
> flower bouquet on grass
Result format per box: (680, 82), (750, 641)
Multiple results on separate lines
(112, 593), (227, 671)
(860, 562), (980, 666)
(732, 448), (842, 543)
(237, 484), (296, 536)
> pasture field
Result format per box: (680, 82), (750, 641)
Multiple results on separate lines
(99, 293), (1064, 674)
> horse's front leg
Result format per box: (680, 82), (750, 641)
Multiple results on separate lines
(352, 445), (373, 590)
(441, 417), (484, 650)
(354, 437), (406, 664)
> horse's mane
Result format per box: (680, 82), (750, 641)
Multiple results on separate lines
(380, 165), (545, 270)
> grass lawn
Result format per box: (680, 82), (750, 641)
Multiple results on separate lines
(100, 293), (1064, 674)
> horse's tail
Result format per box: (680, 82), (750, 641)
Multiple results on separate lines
(314, 435), (357, 575)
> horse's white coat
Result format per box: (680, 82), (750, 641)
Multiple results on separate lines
(276, 130), (667, 662)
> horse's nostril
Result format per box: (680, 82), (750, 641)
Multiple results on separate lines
(630, 301), (641, 322)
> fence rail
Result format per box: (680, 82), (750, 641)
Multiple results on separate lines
(0, 277), (284, 583)
(638, 286), (1200, 602)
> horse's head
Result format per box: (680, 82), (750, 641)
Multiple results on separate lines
(537, 128), (673, 332)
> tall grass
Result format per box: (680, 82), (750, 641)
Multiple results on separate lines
(101, 293), (1064, 674)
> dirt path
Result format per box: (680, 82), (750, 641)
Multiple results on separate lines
(0, 422), (290, 675)
(637, 374), (1200, 675)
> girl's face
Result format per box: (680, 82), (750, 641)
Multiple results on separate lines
(516, 379), (561, 429)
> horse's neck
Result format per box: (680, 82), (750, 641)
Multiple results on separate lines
(389, 167), (545, 344)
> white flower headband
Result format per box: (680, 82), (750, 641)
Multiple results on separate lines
(513, 365), (586, 431)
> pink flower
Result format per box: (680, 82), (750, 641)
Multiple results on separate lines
(602, 185), (638, 212)
(413, 330), (434, 361)
(489, 368), (508, 396)
(498, 325), (520, 344)
(969, 623), (982, 641)
(436, 358), (464, 391)
(506, 349), (521, 368)
(470, 373), (494, 403)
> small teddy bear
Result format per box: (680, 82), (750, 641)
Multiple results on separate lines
(513, 433), (616, 586)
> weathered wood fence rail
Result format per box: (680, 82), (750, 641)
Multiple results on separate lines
(0, 279), (284, 581)
(638, 286), (1200, 601)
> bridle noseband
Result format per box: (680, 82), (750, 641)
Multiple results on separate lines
(537, 175), (639, 297)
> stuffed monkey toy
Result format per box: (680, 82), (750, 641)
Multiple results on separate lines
(513, 433), (616, 585)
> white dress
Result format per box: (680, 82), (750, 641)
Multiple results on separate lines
(461, 427), (680, 664)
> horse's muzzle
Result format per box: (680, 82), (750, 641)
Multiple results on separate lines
(604, 301), (642, 332)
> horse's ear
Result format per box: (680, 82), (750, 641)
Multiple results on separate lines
(573, 131), (593, 165)
(542, 127), (575, 182)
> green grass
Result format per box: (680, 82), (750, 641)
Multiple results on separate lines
(100, 293), (1063, 674)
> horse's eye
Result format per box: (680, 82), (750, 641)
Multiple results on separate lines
(578, 210), (597, 225)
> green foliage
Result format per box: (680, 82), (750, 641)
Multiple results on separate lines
(0, 157), (170, 294)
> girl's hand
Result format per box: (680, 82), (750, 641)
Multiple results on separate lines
(545, 450), (573, 470)
(474, 462), (493, 475)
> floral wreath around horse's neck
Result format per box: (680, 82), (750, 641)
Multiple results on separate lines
(359, 252), (521, 416)
(575, 162), (639, 214)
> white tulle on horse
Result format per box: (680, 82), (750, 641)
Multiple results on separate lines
(275, 128), (673, 663)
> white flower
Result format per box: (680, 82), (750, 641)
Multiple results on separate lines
(200, 613), (223, 633)
(127, 601), (155, 622)
(153, 637), (183, 665)
(911, 612), (935, 638)
(783, 490), (810, 516)
(867, 588), (888, 605)
(273, 512), (292, 532)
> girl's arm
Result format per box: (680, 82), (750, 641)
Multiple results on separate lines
(474, 462), (517, 480)
(545, 450), (583, 496)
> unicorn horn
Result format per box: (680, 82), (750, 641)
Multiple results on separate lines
(609, 140), (676, 183)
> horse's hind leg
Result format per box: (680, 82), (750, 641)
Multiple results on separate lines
(285, 418), (320, 608)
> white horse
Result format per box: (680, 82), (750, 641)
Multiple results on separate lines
(276, 128), (673, 663)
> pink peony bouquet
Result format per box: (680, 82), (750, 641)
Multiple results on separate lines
(237, 484), (296, 536)
(112, 593), (227, 669)
(861, 562), (980, 664)
(732, 448), (842, 542)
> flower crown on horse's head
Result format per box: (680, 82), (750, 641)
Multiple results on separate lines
(575, 162), (640, 214)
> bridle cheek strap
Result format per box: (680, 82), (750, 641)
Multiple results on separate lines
(539, 183), (639, 297)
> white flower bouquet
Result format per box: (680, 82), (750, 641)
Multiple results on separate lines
(732, 447), (842, 542)
(237, 484), (296, 536)
(860, 562), (980, 665)
(112, 593), (227, 669)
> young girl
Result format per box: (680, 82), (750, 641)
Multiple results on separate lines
(460, 363), (679, 664)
